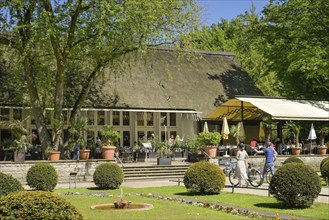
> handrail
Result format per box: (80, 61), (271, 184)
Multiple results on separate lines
(115, 152), (124, 168)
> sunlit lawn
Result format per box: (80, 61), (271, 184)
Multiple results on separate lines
(56, 186), (328, 220)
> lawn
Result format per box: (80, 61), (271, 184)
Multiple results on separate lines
(56, 186), (328, 220)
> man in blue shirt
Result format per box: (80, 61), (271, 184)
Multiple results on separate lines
(255, 142), (277, 183)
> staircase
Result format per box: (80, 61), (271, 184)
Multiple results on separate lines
(123, 164), (190, 181)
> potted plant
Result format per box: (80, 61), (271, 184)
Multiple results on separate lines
(0, 118), (30, 162)
(133, 140), (146, 162)
(153, 138), (172, 165)
(317, 125), (329, 155)
(100, 125), (121, 160)
(69, 119), (90, 160)
(196, 131), (221, 158)
(186, 138), (205, 162)
(285, 121), (302, 155)
(171, 135), (185, 158)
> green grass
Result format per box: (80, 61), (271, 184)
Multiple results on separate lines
(55, 186), (328, 220)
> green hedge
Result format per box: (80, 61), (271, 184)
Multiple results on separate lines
(0, 191), (83, 219)
(93, 162), (124, 189)
(26, 163), (58, 191)
(320, 160), (329, 179)
(269, 163), (321, 208)
(184, 161), (226, 194)
(282, 157), (303, 165)
(0, 172), (23, 197)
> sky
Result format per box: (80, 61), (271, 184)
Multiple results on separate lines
(199, 0), (269, 25)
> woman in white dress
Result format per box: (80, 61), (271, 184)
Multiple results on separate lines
(235, 143), (249, 187)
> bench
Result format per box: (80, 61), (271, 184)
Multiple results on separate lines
(169, 178), (183, 186)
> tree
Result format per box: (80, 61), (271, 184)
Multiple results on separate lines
(260, 0), (329, 99)
(186, 4), (281, 97)
(0, 0), (201, 155)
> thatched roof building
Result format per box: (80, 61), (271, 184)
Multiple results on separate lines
(87, 48), (263, 118)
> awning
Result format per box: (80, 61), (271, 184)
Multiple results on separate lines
(206, 96), (329, 121)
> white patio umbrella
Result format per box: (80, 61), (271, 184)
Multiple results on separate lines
(203, 121), (209, 133)
(308, 123), (317, 153)
(237, 121), (246, 142)
(258, 122), (265, 142)
(221, 117), (230, 140)
(221, 117), (230, 156)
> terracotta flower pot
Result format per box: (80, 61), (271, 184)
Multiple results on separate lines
(102, 146), (116, 160)
(79, 149), (91, 160)
(317, 146), (327, 155)
(231, 147), (239, 156)
(49, 151), (61, 161)
(205, 145), (218, 158)
(291, 147), (301, 155)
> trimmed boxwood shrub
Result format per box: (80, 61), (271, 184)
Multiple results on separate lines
(0, 191), (83, 220)
(26, 163), (58, 191)
(184, 161), (226, 194)
(93, 162), (124, 189)
(320, 157), (329, 169)
(320, 160), (329, 179)
(282, 157), (303, 165)
(0, 172), (23, 197)
(269, 163), (321, 208)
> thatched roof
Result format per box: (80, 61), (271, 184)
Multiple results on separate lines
(86, 48), (263, 117)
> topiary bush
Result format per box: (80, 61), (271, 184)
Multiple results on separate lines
(183, 161), (226, 194)
(0, 172), (23, 197)
(320, 160), (329, 179)
(282, 157), (304, 165)
(93, 162), (124, 189)
(269, 163), (321, 208)
(26, 163), (58, 191)
(0, 190), (83, 219)
(320, 157), (329, 169)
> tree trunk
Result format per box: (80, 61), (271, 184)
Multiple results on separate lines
(24, 59), (52, 152)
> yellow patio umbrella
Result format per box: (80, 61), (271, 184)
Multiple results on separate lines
(259, 122), (265, 142)
(237, 121), (246, 142)
(221, 117), (230, 140)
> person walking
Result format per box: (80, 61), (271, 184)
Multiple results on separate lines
(235, 143), (249, 187)
(255, 142), (277, 183)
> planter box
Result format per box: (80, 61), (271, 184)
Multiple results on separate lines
(148, 152), (158, 158)
(136, 152), (146, 162)
(14, 152), (25, 162)
(173, 152), (184, 158)
(187, 153), (205, 162)
(157, 157), (172, 165)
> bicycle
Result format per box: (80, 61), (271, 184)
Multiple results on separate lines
(228, 162), (262, 187)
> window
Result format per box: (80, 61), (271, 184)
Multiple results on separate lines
(0, 108), (9, 121)
(113, 111), (120, 125)
(97, 111), (105, 125)
(137, 112), (144, 126)
(146, 112), (153, 126)
(87, 111), (94, 125)
(170, 113), (176, 126)
(160, 112), (167, 126)
(13, 109), (22, 120)
(123, 112), (130, 126)
(45, 111), (52, 125)
(123, 131), (130, 147)
(87, 130), (95, 146)
(62, 110), (68, 125)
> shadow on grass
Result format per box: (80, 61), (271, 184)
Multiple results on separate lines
(254, 203), (290, 210)
(174, 192), (218, 197)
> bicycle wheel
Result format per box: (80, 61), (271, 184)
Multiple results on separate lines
(248, 168), (262, 187)
(228, 170), (239, 186)
(266, 172), (272, 184)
